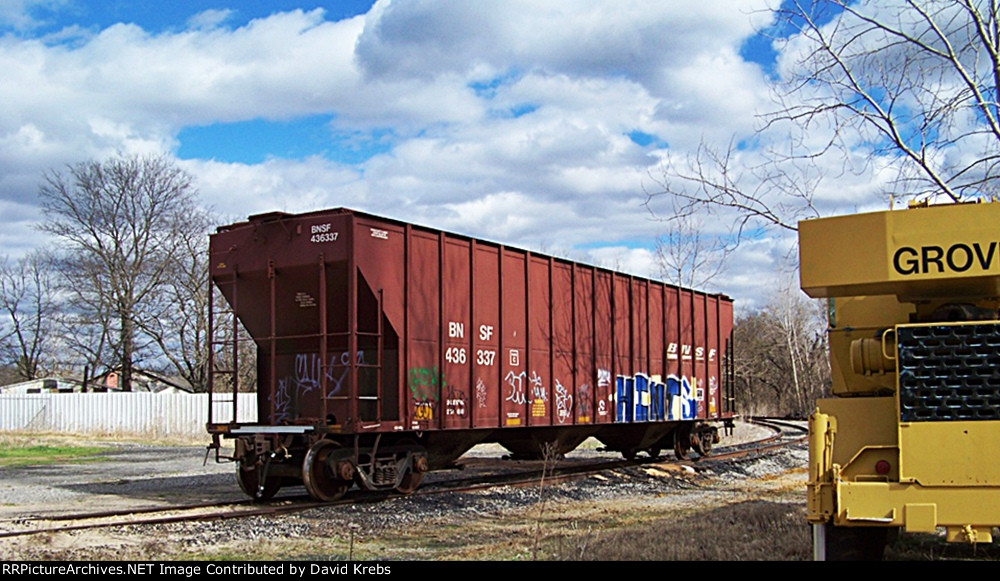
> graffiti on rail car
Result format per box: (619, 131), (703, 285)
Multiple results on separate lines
(576, 382), (592, 423)
(504, 370), (527, 405)
(272, 350), (365, 422)
(446, 385), (467, 417)
(396, 364), (706, 426)
(708, 376), (718, 415)
(667, 374), (698, 420)
(554, 379), (573, 424)
(413, 400), (434, 421)
(408, 365), (445, 423)
(611, 372), (699, 423)
(408, 366), (444, 401)
(529, 371), (547, 417)
(597, 369), (612, 419)
(503, 370), (526, 426)
(475, 378), (488, 409)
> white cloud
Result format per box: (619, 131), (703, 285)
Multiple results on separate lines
(584, 246), (659, 279)
(186, 9), (233, 31)
(180, 156), (364, 221)
(0, 0), (854, 312)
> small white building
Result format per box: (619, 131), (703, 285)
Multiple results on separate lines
(0, 370), (193, 394)
(0, 376), (82, 394)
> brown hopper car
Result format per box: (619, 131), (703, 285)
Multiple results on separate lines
(206, 208), (735, 501)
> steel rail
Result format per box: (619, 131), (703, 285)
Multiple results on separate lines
(0, 420), (802, 540)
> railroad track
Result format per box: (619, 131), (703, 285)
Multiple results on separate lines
(0, 418), (805, 540)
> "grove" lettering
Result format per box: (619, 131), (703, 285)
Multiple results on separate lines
(892, 242), (998, 275)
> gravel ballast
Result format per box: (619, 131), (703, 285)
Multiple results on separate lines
(0, 422), (810, 560)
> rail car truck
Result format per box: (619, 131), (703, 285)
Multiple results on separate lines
(205, 207), (736, 502)
(799, 201), (1000, 559)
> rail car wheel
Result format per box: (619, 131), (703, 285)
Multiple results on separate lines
(395, 440), (428, 494)
(692, 433), (711, 455)
(236, 460), (281, 501)
(396, 467), (424, 494)
(692, 424), (717, 456)
(302, 440), (353, 502)
(673, 427), (691, 460)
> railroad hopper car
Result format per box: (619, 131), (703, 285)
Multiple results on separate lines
(206, 208), (736, 501)
(799, 201), (1000, 560)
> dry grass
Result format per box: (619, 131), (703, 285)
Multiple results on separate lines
(541, 500), (811, 561)
(0, 430), (209, 448)
(886, 532), (1000, 561)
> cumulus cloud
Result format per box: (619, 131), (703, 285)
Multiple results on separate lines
(186, 9), (233, 31)
(0, 0), (827, 310)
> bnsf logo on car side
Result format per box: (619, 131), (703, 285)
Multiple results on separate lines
(893, 242), (998, 275)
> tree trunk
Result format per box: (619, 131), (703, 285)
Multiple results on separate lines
(120, 315), (133, 392)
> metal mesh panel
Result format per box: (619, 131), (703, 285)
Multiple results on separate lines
(897, 323), (1000, 422)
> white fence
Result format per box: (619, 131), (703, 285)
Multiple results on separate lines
(0, 392), (258, 440)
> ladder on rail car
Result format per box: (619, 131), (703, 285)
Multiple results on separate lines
(207, 274), (242, 426)
(316, 268), (385, 427)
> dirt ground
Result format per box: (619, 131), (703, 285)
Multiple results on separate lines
(1, 424), (994, 561)
(0, 423), (818, 561)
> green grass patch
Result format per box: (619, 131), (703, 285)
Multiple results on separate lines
(0, 444), (109, 467)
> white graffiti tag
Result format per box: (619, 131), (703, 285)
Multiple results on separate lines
(504, 370), (527, 405)
(554, 379), (573, 424)
(529, 371), (546, 403)
(475, 378), (488, 408)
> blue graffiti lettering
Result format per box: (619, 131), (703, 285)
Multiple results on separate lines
(270, 350), (365, 422)
(612, 372), (697, 423)
(666, 374), (697, 420)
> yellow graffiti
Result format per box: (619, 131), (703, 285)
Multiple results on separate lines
(414, 402), (434, 421)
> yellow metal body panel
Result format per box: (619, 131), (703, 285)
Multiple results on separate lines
(904, 504), (937, 533)
(807, 396), (1000, 538)
(800, 211), (887, 298)
(828, 295), (915, 330)
(836, 481), (1000, 535)
(946, 526), (994, 544)
(827, 296), (913, 395)
(899, 420), (1000, 486)
(807, 398), (898, 524)
(799, 202), (1000, 301)
(816, 397), (898, 469)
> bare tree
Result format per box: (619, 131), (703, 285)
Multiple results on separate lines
(139, 206), (215, 391)
(0, 251), (58, 381)
(647, 0), (1000, 231)
(38, 154), (204, 391)
(733, 285), (830, 418)
(51, 250), (120, 385)
(645, 137), (823, 236)
(765, 283), (830, 416)
(653, 207), (736, 290)
(773, 0), (1000, 201)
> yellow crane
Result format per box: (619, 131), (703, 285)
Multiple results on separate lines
(799, 201), (1000, 560)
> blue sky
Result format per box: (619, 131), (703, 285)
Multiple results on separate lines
(8, 1), (376, 34)
(176, 115), (396, 164)
(0, 1), (880, 311)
